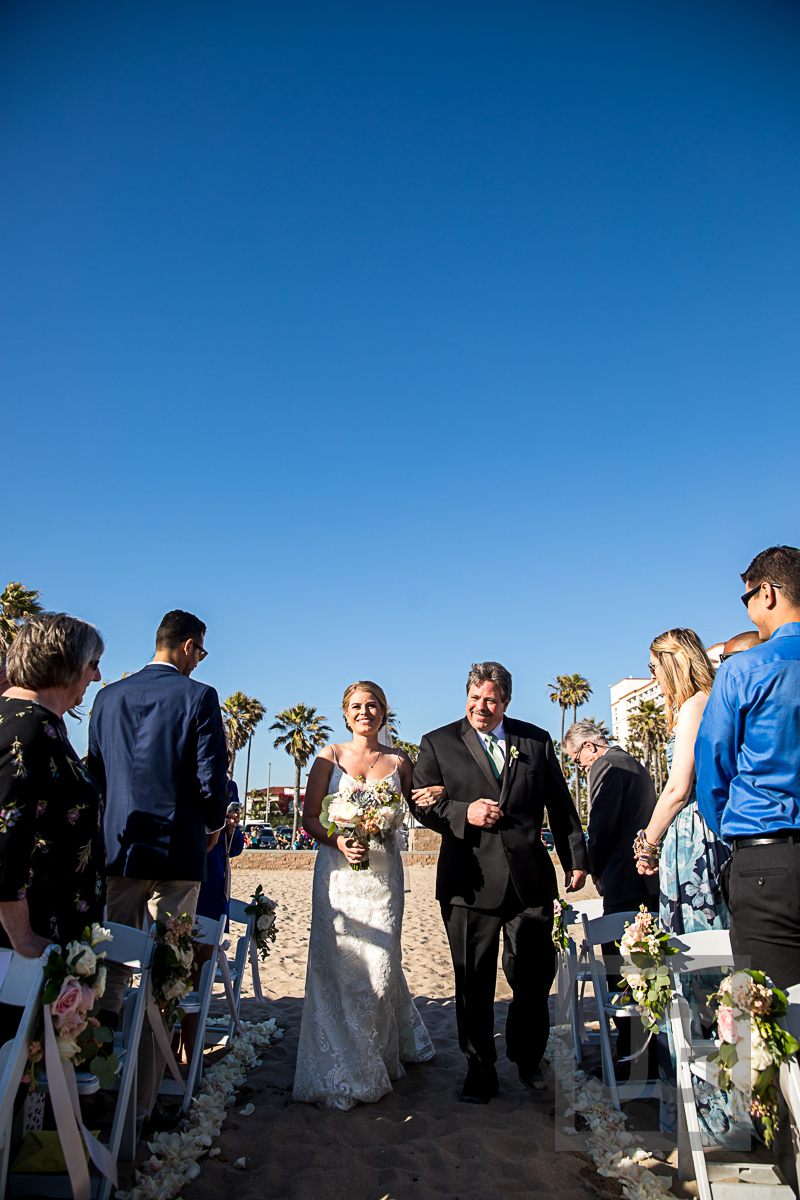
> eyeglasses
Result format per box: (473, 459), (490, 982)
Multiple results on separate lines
(741, 583), (782, 608)
(191, 641), (208, 661)
(718, 652), (735, 662)
(572, 741), (592, 767)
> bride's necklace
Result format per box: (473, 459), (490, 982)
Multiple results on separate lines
(352, 743), (382, 775)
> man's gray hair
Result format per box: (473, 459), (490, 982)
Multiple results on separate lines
(466, 661), (512, 704)
(6, 612), (104, 691)
(563, 719), (610, 752)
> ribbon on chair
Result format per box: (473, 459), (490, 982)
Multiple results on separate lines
(215, 944), (244, 1037)
(42, 1003), (119, 1200)
(248, 936), (264, 1002)
(144, 978), (187, 1094)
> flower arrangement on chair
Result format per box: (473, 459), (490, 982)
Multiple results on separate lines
(706, 969), (799, 1146)
(617, 905), (678, 1034)
(151, 913), (201, 1029)
(244, 885), (278, 961)
(552, 897), (573, 952)
(25, 923), (119, 1089)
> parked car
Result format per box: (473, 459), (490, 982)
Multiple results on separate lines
(256, 833), (278, 849)
(541, 830), (554, 851)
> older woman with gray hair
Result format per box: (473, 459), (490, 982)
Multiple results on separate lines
(0, 613), (105, 956)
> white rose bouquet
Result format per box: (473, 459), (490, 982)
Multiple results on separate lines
(244, 885), (278, 961)
(617, 905), (678, 1033)
(320, 776), (405, 871)
(706, 969), (799, 1146)
(25, 923), (118, 1088)
(151, 913), (201, 1028)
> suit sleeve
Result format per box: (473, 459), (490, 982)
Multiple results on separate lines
(409, 735), (470, 840)
(86, 700), (106, 796)
(695, 668), (738, 836)
(195, 687), (229, 833)
(229, 827), (245, 858)
(543, 736), (589, 873)
(586, 759), (622, 879)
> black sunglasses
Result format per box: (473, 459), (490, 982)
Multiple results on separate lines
(741, 583), (782, 608)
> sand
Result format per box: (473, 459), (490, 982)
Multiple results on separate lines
(182, 864), (614, 1200)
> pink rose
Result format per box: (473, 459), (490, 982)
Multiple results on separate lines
(81, 984), (95, 1012)
(718, 1006), (737, 1043)
(51, 977), (84, 1025)
(57, 1014), (88, 1040)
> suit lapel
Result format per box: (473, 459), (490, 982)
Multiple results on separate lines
(498, 720), (519, 808)
(461, 721), (500, 794)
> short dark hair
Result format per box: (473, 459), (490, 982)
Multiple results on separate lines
(466, 661), (512, 704)
(741, 546), (800, 608)
(155, 610), (206, 650)
(6, 613), (104, 690)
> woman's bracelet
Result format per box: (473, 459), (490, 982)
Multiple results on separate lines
(633, 828), (662, 867)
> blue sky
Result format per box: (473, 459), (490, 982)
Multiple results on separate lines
(3, 1), (798, 790)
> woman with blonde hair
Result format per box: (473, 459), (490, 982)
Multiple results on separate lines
(634, 627), (730, 934)
(293, 680), (435, 1110)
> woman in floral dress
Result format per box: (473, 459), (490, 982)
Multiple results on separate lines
(634, 627), (747, 1143)
(0, 613), (106, 957)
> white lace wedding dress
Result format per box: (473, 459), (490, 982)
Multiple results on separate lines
(292, 759), (435, 1110)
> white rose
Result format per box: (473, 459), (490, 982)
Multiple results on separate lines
(57, 1037), (81, 1061)
(622, 970), (646, 990)
(257, 914), (275, 932)
(69, 944), (96, 977)
(730, 1054), (752, 1093)
(750, 1030), (774, 1072)
(93, 964), (107, 999)
(163, 978), (190, 1002)
(329, 799), (358, 822)
(730, 972), (753, 1009)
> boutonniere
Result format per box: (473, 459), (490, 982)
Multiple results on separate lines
(509, 745), (519, 761)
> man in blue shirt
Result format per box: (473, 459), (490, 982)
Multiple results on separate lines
(696, 544), (800, 988)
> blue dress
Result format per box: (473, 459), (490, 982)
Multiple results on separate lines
(658, 738), (750, 1144)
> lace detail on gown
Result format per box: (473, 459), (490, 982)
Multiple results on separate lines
(292, 763), (435, 1110)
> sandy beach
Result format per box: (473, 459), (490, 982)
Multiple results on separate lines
(183, 862), (619, 1200)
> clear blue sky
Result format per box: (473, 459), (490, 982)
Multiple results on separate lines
(3, 1), (798, 790)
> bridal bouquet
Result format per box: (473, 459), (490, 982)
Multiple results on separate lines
(320, 776), (405, 870)
(705, 970), (799, 1146)
(25, 923), (119, 1089)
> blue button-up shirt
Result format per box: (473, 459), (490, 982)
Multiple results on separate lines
(696, 622), (800, 838)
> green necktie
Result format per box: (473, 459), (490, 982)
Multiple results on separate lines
(484, 732), (504, 780)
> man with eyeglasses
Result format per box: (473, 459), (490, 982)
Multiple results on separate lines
(88, 609), (228, 1130)
(695, 546), (800, 1183)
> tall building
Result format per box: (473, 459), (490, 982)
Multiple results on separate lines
(610, 642), (724, 747)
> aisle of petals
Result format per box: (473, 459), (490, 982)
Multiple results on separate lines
(547, 1025), (676, 1200)
(116, 1018), (283, 1200)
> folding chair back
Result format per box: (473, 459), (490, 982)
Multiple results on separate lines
(0, 952), (45, 1199)
(160, 914), (226, 1112)
(213, 899), (255, 1046)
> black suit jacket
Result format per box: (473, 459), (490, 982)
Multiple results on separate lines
(586, 746), (659, 908)
(88, 664), (229, 882)
(409, 716), (588, 910)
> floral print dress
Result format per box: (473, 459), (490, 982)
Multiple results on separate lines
(657, 736), (750, 1144)
(0, 698), (105, 947)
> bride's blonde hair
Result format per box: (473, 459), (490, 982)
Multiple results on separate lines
(650, 628), (715, 730)
(342, 680), (389, 732)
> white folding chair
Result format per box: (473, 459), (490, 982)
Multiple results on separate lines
(667, 929), (786, 1199)
(160, 914), (226, 1112)
(0, 951), (46, 1199)
(581, 910), (657, 1108)
(776, 983), (800, 1192)
(561, 900), (603, 1063)
(205, 898), (255, 1048)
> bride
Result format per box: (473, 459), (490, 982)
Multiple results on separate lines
(292, 680), (435, 1110)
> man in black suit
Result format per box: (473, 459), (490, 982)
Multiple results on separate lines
(88, 609), (228, 1120)
(409, 662), (588, 1104)
(564, 720), (658, 914)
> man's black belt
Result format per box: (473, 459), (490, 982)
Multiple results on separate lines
(731, 830), (800, 851)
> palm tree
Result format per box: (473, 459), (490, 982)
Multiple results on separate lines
(628, 701), (669, 792)
(385, 709), (401, 741)
(0, 581), (43, 659)
(271, 704), (332, 847)
(392, 738), (419, 761)
(221, 693), (266, 819)
(547, 676), (573, 773)
(585, 715), (613, 742)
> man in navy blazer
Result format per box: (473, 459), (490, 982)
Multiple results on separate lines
(88, 609), (228, 1116)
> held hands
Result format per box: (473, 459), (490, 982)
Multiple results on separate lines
(411, 785), (447, 809)
(338, 835), (369, 866)
(467, 799), (501, 828)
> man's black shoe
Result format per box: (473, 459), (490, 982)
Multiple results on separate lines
(518, 1064), (547, 1091)
(141, 1103), (183, 1139)
(461, 1064), (499, 1104)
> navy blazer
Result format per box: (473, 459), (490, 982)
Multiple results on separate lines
(88, 663), (229, 882)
